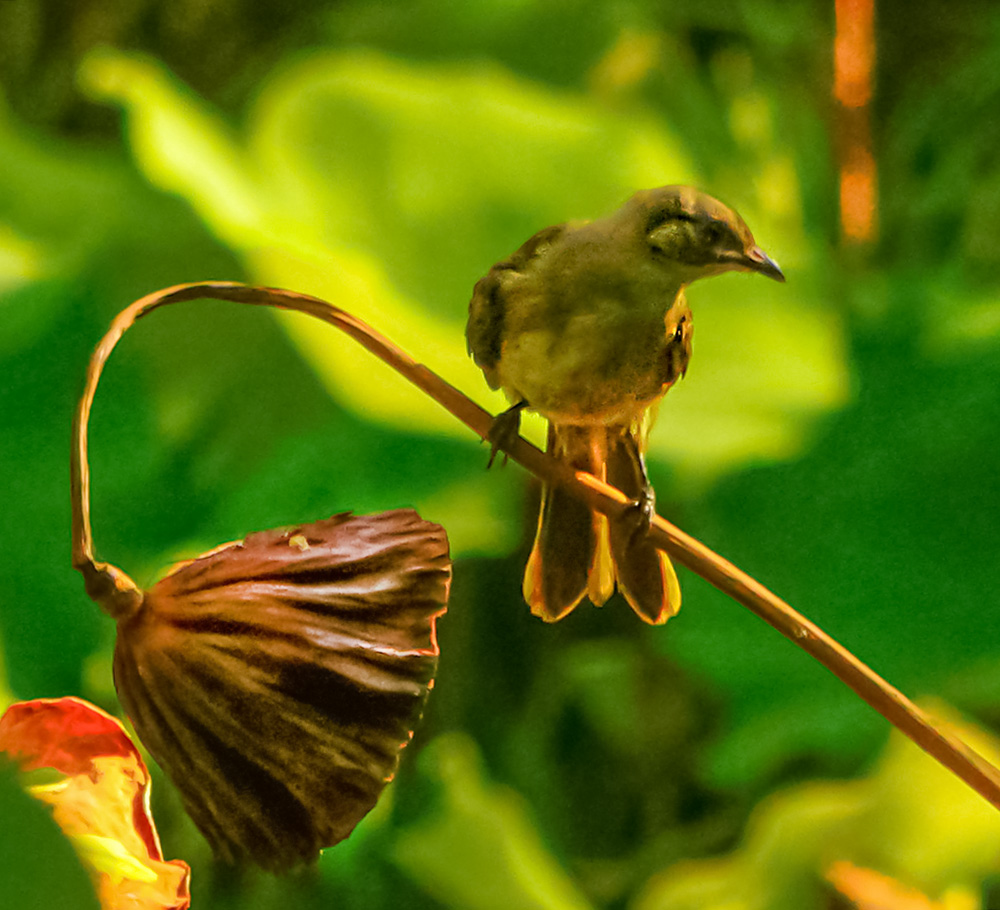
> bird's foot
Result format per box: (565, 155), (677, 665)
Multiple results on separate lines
(617, 486), (656, 546)
(486, 400), (527, 468)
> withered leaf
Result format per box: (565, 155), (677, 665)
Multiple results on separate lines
(112, 509), (450, 871)
(0, 696), (191, 909)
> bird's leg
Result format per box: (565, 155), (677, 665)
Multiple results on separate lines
(486, 399), (528, 468)
(606, 430), (679, 621)
(614, 474), (656, 550)
(606, 429), (656, 543)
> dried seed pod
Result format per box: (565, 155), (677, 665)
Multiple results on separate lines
(112, 509), (450, 871)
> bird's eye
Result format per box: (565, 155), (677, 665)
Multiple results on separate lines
(703, 222), (724, 245)
(672, 319), (686, 342)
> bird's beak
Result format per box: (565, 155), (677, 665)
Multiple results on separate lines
(742, 245), (785, 282)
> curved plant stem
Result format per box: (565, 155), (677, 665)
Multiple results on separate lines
(73, 281), (1000, 810)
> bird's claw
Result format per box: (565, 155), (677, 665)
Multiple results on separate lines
(485, 401), (527, 468)
(617, 487), (656, 545)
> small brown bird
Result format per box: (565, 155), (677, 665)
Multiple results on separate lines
(467, 185), (784, 623)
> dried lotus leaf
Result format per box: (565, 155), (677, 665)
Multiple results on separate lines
(113, 509), (450, 871)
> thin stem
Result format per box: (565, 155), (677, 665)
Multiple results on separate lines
(73, 281), (1000, 810)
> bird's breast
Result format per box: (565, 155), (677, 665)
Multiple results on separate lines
(497, 294), (676, 425)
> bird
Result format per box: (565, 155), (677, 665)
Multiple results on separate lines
(466, 185), (784, 624)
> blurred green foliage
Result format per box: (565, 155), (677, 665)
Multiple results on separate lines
(634, 703), (1000, 910)
(0, 759), (100, 909)
(1, 0), (999, 908)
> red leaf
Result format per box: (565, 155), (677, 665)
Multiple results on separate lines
(0, 697), (191, 910)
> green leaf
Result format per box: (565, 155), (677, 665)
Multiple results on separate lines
(633, 702), (1000, 910)
(81, 48), (847, 480)
(393, 733), (594, 910)
(0, 761), (100, 910)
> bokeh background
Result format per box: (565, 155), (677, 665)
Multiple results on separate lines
(2, 1), (1000, 907)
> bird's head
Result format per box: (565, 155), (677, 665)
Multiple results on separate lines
(624, 185), (785, 285)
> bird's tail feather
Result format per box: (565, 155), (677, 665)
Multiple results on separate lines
(522, 424), (607, 620)
(523, 424), (680, 624)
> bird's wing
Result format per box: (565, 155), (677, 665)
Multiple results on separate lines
(466, 223), (567, 388)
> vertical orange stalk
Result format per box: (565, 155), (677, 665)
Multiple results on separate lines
(834, 0), (877, 243)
